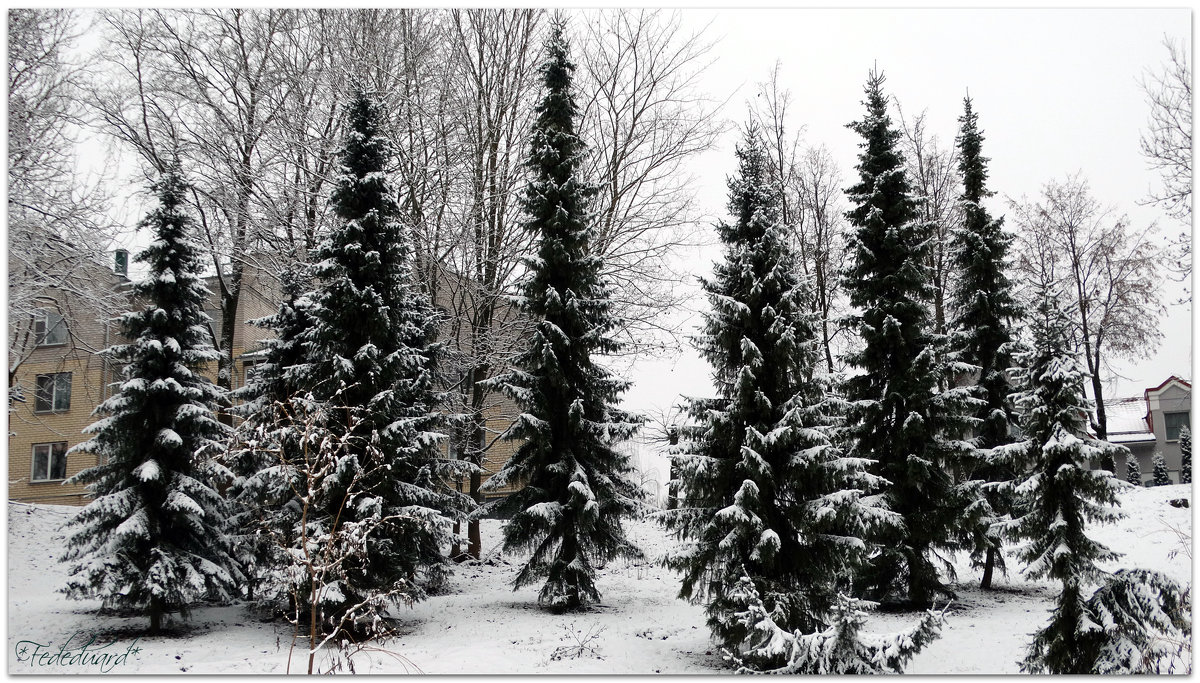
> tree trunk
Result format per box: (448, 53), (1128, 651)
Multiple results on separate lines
(468, 468), (483, 559)
(1091, 368), (1117, 472)
(149, 596), (163, 634)
(217, 265), (243, 426)
(980, 547), (996, 590)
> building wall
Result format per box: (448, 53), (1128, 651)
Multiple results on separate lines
(8, 268), (276, 504)
(9, 339), (117, 505)
(1119, 381), (1191, 485)
(8, 262), (534, 505)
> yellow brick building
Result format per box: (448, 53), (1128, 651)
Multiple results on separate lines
(8, 255), (525, 504)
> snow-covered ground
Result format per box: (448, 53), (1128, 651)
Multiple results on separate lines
(6, 484), (1191, 674)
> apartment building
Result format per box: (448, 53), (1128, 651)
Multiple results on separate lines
(8, 252), (524, 504)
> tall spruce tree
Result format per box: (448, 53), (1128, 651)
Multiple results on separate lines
(842, 70), (967, 606)
(483, 20), (643, 612)
(948, 97), (1023, 589)
(296, 88), (471, 631)
(1180, 426), (1191, 484)
(60, 165), (238, 633)
(996, 289), (1128, 674)
(663, 126), (888, 664)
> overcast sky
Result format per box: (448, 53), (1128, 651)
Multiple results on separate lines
(619, 7), (1192, 421)
(66, 7), (1191, 422)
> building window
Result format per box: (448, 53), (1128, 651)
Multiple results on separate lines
(34, 372), (72, 412)
(34, 309), (67, 346)
(242, 359), (261, 387)
(1164, 411), (1191, 441)
(31, 442), (68, 482)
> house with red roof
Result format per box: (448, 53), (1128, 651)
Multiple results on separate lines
(1103, 376), (1191, 484)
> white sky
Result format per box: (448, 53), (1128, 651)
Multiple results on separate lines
(57, 7), (1192, 419)
(619, 7), (1193, 420)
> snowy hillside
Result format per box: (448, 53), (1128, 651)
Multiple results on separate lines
(7, 484), (1191, 674)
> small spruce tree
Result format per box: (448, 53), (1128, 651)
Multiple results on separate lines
(842, 69), (965, 606)
(1153, 452), (1172, 486)
(1078, 568), (1191, 674)
(727, 577), (946, 674)
(60, 165), (238, 633)
(662, 126), (888, 663)
(996, 288), (1128, 674)
(1127, 454), (1143, 486)
(226, 262), (316, 603)
(1180, 426), (1191, 484)
(483, 20), (643, 612)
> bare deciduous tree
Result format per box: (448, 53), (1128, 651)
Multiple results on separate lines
(795, 145), (851, 373)
(439, 9), (544, 559)
(8, 9), (121, 393)
(93, 9), (312, 393)
(1011, 174), (1164, 441)
(748, 64), (849, 372)
(576, 9), (723, 354)
(898, 105), (962, 337)
(1139, 36), (1191, 285)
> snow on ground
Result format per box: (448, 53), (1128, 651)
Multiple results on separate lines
(6, 484), (1192, 674)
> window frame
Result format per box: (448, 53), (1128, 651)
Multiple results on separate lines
(30, 442), (68, 483)
(33, 308), (68, 347)
(241, 358), (262, 388)
(1163, 411), (1191, 442)
(34, 372), (72, 413)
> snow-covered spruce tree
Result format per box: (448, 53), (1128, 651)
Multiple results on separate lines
(1181, 426), (1192, 484)
(1078, 568), (1191, 674)
(1153, 452), (1172, 486)
(1127, 453), (1143, 486)
(226, 262), (316, 603)
(297, 88), (472, 633)
(662, 126), (889, 664)
(59, 165), (238, 634)
(947, 97), (1024, 590)
(996, 288), (1128, 674)
(482, 20), (643, 612)
(726, 574), (947, 674)
(842, 69), (969, 607)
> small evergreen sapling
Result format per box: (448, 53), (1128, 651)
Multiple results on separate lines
(60, 166), (238, 633)
(994, 289), (1129, 674)
(1181, 426), (1191, 484)
(726, 573), (947, 674)
(1153, 452), (1172, 486)
(484, 20), (644, 611)
(1127, 454), (1143, 486)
